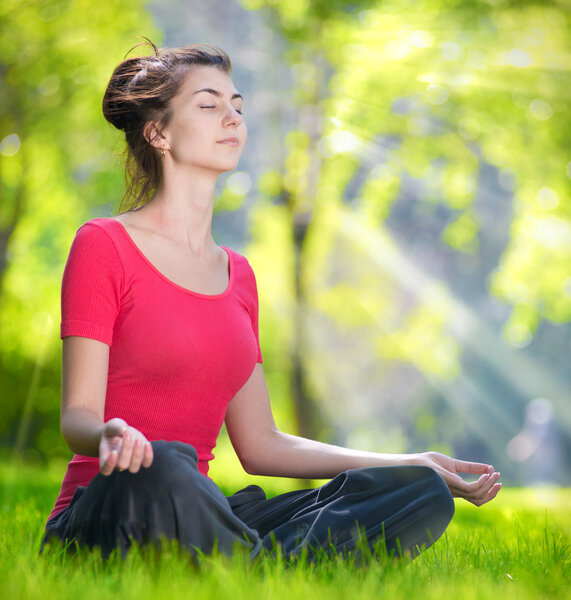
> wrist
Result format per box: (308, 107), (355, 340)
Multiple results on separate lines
(405, 452), (427, 467)
(102, 418), (128, 438)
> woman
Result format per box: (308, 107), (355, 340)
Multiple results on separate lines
(43, 42), (501, 561)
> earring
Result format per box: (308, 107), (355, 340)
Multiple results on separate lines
(161, 148), (165, 159)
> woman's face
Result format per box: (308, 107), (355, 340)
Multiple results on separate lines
(161, 66), (247, 174)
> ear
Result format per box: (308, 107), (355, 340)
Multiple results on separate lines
(143, 121), (168, 151)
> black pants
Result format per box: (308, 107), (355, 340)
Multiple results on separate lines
(42, 441), (454, 561)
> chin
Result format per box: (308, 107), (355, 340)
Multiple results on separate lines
(218, 159), (242, 173)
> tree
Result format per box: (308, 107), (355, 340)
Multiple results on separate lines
(243, 0), (570, 477)
(0, 0), (159, 459)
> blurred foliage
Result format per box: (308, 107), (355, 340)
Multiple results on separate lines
(247, 0), (570, 355)
(0, 0), (160, 458)
(242, 0), (570, 475)
(0, 0), (569, 487)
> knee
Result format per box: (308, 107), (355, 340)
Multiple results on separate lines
(150, 440), (199, 470)
(424, 467), (454, 511)
(113, 441), (200, 490)
(416, 466), (455, 532)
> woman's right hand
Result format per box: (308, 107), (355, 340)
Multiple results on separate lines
(415, 451), (501, 506)
(99, 418), (154, 475)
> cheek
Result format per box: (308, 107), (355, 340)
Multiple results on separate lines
(168, 123), (205, 155)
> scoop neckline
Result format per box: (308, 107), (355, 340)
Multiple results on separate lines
(102, 218), (234, 299)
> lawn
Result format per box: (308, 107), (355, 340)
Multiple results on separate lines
(0, 460), (569, 600)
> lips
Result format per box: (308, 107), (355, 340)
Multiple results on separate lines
(217, 137), (239, 146)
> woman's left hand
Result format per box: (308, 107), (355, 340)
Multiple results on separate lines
(99, 418), (154, 476)
(415, 451), (501, 506)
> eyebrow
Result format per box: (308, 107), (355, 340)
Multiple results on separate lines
(192, 88), (243, 101)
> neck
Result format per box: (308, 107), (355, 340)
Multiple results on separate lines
(143, 167), (219, 255)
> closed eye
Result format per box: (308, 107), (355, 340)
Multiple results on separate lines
(200, 104), (243, 115)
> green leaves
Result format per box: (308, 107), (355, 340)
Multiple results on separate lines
(0, 0), (159, 457)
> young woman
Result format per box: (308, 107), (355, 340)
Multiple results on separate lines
(43, 43), (501, 561)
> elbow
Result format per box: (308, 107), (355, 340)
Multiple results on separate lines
(60, 421), (81, 455)
(233, 428), (280, 476)
(59, 406), (102, 457)
(60, 412), (81, 452)
(236, 451), (266, 476)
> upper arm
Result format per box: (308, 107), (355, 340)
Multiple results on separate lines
(61, 222), (123, 345)
(224, 363), (278, 472)
(61, 336), (110, 420)
(60, 222), (122, 421)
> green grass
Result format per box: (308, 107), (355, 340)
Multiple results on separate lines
(0, 461), (569, 600)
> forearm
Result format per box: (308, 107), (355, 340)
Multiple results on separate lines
(240, 428), (417, 479)
(226, 365), (501, 506)
(61, 405), (106, 457)
(241, 428), (501, 506)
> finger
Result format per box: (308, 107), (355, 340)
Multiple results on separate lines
(453, 459), (494, 475)
(100, 449), (118, 476)
(471, 482), (502, 507)
(467, 471), (500, 494)
(448, 471), (498, 499)
(99, 442), (109, 465)
(142, 442), (154, 468)
(465, 473), (501, 504)
(482, 482), (502, 503)
(116, 429), (134, 471)
(480, 471), (500, 489)
(446, 470), (486, 494)
(128, 438), (144, 473)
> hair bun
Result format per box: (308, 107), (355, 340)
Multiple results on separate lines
(102, 58), (145, 131)
(104, 99), (136, 131)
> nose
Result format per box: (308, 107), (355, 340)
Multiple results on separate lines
(223, 104), (243, 127)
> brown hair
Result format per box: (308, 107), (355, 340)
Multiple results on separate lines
(102, 40), (232, 211)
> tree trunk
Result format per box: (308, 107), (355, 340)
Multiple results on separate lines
(288, 46), (328, 443)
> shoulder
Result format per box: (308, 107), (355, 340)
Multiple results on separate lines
(225, 247), (257, 281)
(224, 247), (259, 301)
(74, 217), (123, 242)
(225, 247), (251, 268)
(69, 218), (127, 256)
(65, 218), (126, 278)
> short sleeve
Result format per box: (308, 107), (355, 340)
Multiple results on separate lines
(60, 222), (124, 345)
(245, 259), (263, 364)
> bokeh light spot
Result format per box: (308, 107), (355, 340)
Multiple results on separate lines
(227, 171), (252, 196)
(0, 134), (21, 157)
(385, 39), (409, 60)
(410, 30), (433, 48)
(508, 48), (532, 68)
(529, 99), (553, 120)
(426, 84), (449, 105)
(537, 187), (558, 211)
(440, 41), (462, 61)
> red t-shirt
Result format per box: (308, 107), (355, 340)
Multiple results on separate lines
(49, 218), (262, 519)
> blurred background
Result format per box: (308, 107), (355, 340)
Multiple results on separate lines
(1, 0), (570, 491)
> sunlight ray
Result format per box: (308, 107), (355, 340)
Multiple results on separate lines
(334, 207), (571, 433)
